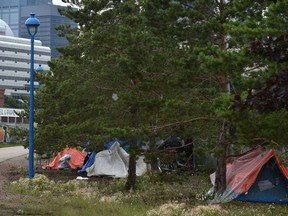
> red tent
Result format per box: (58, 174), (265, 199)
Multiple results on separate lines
(43, 148), (86, 170)
(210, 146), (288, 203)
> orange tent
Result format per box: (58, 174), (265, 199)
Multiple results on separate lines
(43, 148), (86, 170)
(210, 146), (288, 203)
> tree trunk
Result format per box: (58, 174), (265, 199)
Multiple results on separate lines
(125, 105), (138, 190)
(214, 141), (227, 195)
(214, 121), (229, 195)
(125, 141), (137, 190)
(214, 0), (229, 196)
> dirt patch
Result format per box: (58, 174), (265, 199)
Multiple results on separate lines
(0, 155), (29, 214)
(0, 155), (29, 188)
(0, 155), (88, 214)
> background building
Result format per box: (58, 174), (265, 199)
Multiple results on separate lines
(0, 0), (76, 58)
(0, 107), (28, 130)
(0, 19), (50, 98)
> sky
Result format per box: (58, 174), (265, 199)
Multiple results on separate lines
(52, 0), (68, 6)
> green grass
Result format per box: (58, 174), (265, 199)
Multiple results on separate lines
(5, 172), (288, 216)
(0, 143), (21, 148)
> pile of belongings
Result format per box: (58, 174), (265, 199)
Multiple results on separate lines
(43, 141), (149, 178)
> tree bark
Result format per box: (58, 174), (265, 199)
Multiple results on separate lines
(125, 105), (138, 190)
(125, 145), (137, 190)
(214, 139), (228, 195)
(214, 0), (229, 196)
(214, 120), (232, 195)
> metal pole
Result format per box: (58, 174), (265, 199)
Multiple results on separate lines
(26, 13), (39, 179)
(28, 34), (35, 179)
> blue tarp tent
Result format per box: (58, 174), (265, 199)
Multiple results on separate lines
(77, 152), (96, 174)
(236, 157), (288, 203)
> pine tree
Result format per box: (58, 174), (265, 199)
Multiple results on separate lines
(227, 0), (288, 146)
(35, 0), (196, 188)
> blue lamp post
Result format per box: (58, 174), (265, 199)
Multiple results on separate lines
(25, 13), (40, 179)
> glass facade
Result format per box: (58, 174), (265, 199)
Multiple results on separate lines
(0, 0), (76, 58)
(26, 0), (52, 5)
(0, 6), (19, 36)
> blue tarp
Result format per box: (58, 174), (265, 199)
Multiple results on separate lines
(77, 152), (96, 174)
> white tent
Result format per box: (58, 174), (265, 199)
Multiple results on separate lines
(86, 141), (148, 178)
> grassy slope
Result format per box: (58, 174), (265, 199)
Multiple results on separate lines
(3, 169), (288, 216)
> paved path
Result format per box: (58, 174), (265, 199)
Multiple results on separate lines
(0, 146), (28, 162)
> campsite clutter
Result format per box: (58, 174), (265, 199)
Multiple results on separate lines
(209, 146), (288, 204)
(156, 135), (195, 173)
(42, 136), (192, 178)
(42, 140), (149, 178)
(42, 139), (288, 204)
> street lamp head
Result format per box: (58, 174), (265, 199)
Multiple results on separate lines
(25, 13), (40, 36)
(36, 64), (44, 72)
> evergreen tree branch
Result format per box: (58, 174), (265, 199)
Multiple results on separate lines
(152, 117), (218, 131)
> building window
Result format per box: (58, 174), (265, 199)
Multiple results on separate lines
(9, 117), (16, 123)
(23, 118), (29, 124)
(16, 117), (22, 124)
(1, 117), (7, 123)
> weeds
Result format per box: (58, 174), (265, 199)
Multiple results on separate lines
(6, 173), (288, 216)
